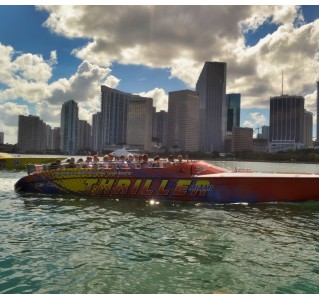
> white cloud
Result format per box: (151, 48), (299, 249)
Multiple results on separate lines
(0, 41), (120, 143)
(0, 102), (30, 144)
(250, 112), (267, 126)
(40, 5), (251, 68)
(243, 120), (254, 128)
(45, 61), (112, 105)
(138, 88), (168, 112)
(305, 90), (317, 116)
(36, 61), (119, 126)
(241, 5), (303, 32)
(49, 50), (57, 65)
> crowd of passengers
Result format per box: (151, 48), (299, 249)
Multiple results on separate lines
(49, 154), (186, 170)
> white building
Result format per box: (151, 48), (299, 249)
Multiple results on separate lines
(60, 99), (79, 154)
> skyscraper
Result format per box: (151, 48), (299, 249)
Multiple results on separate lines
(304, 110), (313, 148)
(226, 93), (241, 132)
(126, 96), (153, 151)
(196, 61), (227, 152)
(269, 95), (305, 152)
(46, 124), (53, 150)
(92, 112), (103, 152)
(17, 115), (47, 153)
(78, 120), (92, 151)
(101, 85), (130, 148)
(52, 127), (61, 151)
(167, 90), (200, 152)
(154, 110), (168, 147)
(0, 132), (3, 144)
(60, 99), (78, 154)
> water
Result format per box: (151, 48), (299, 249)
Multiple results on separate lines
(1, 161), (319, 294)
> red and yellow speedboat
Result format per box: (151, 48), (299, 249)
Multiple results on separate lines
(14, 160), (319, 203)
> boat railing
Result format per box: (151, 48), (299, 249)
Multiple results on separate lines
(235, 167), (252, 173)
(26, 163), (49, 174)
(26, 160), (189, 174)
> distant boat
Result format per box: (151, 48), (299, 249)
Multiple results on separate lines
(0, 153), (65, 170)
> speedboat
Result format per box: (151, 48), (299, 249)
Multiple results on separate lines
(14, 160), (319, 203)
(0, 152), (65, 170)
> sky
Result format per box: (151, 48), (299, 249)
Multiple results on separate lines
(0, 2), (319, 144)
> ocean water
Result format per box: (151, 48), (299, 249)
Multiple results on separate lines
(1, 161), (319, 294)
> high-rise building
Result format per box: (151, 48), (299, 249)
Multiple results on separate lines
(52, 127), (61, 151)
(78, 120), (92, 151)
(126, 96), (153, 151)
(155, 110), (168, 147)
(196, 61), (227, 152)
(101, 85), (130, 148)
(92, 112), (103, 152)
(0, 132), (3, 144)
(304, 110), (313, 148)
(167, 90), (200, 152)
(152, 107), (157, 143)
(46, 124), (53, 150)
(17, 115), (47, 153)
(231, 127), (253, 152)
(261, 125), (269, 140)
(269, 95), (305, 152)
(60, 99), (78, 154)
(226, 93), (241, 132)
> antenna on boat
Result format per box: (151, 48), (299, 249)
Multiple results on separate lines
(281, 70), (284, 95)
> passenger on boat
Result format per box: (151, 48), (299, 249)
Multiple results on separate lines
(127, 154), (134, 164)
(177, 155), (183, 164)
(118, 155), (128, 168)
(166, 155), (175, 166)
(108, 153), (115, 162)
(82, 156), (93, 168)
(76, 158), (84, 168)
(141, 154), (151, 168)
(49, 159), (61, 170)
(66, 157), (76, 168)
(153, 155), (160, 167)
(92, 155), (100, 168)
(102, 155), (110, 168)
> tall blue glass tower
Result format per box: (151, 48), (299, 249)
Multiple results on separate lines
(226, 93), (241, 132)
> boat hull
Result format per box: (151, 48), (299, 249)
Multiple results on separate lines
(14, 164), (319, 203)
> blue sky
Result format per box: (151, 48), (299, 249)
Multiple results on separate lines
(0, 4), (319, 144)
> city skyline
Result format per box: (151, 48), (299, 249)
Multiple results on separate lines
(1, 4), (319, 144)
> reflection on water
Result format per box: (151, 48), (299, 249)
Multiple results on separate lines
(1, 162), (319, 293)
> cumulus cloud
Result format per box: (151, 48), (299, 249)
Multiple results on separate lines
(241, 5), (303, 32)
(137, 88), (168, 112)
(46, 61), (112, 106)
(0, 42), (53, 103)
(0, 41), (120, 133)
(40, 6), (251, 67)
(250, 112), (267, 126)
(0, 102), (30, 144)
(41, 61), (117, 125)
